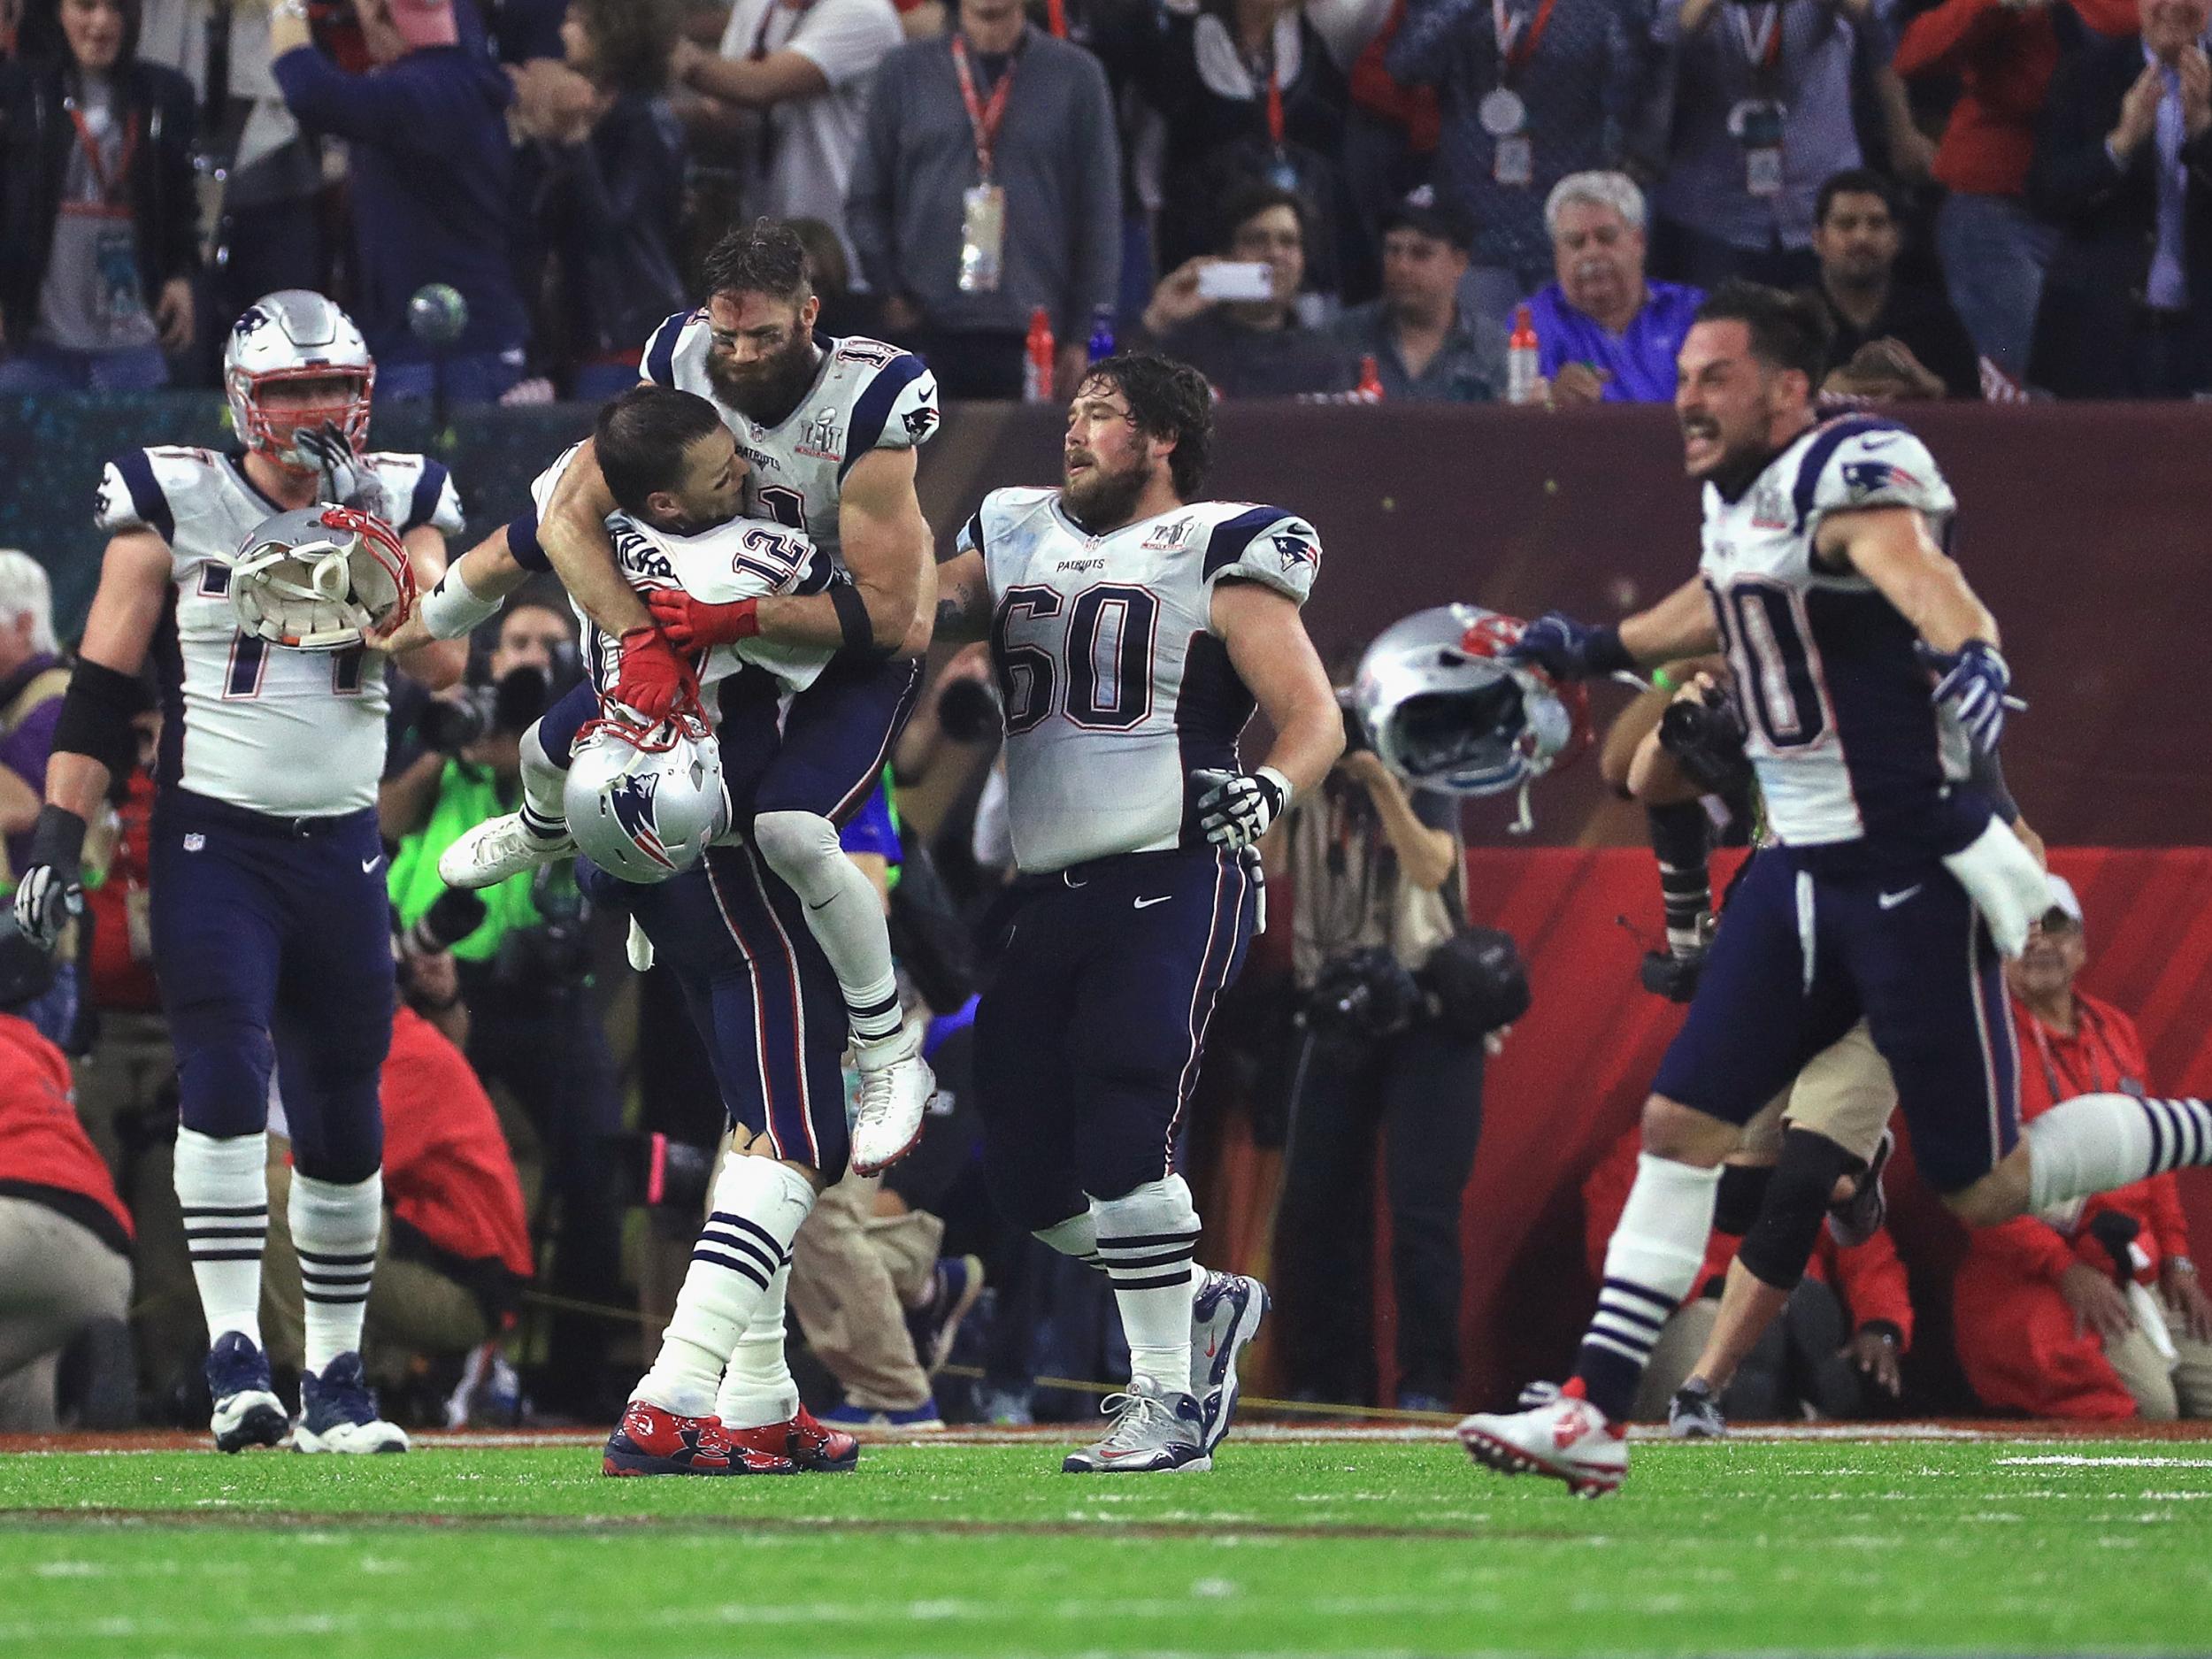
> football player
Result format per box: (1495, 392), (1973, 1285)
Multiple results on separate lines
(476, 219), (940, 1170)
(1452, 280), (2212, 1494)
(12, 291), (467, 1454)
(932, 354), (1343, 1472)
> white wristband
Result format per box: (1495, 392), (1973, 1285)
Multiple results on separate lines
(419, 568), (504, 640)
(1257, 764), (1294, 810)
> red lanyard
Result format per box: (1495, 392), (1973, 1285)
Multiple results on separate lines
(1491, 0), (1560, 78)
(951, 35), (1017, 180)
(1266, 60), (1285, 145)
(65, 98), (139, 205)
(1046, 0), (1067, 37)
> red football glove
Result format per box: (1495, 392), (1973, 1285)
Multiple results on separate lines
(614, 625), (698, 722)
(648, 588), (762, 652)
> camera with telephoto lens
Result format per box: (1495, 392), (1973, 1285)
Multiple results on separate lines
(416, 648), (580, 755)
(490, 865), (593, 993)
(399, 887), (487, 959)
(1657, 681), (1752, 797)
(1296, 946), (1423, 1041)
(935, 673), (1002, 743)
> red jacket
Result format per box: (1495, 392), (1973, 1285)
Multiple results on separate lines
(379, 1005), (534, 1282)
(83, 767), (161, 1013)
(0, 1013), (132, 1245)
(1968, 992), (2190, 1287)
(1582, 1128), (1916, 1348)
(1894, 0), (2139, 196)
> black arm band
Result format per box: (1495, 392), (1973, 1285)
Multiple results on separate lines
(831, 581), (881, 658)
(1968, 745), (2019, 825)
(51, 659), (146, 780)
(27, 803), (88, 872)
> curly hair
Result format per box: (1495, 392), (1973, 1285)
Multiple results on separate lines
(1082, 353), (1215, 499)
(570, 0), (682, 96)
(700, 218), (813, 305)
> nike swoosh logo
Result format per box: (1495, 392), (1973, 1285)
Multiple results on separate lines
(1860, 434), (1896, 450)
(809, 896), (834, 911)
(361, 857), (381, 875)
(1133, 895), (1171, 910)
(1878, 885), (1922, 910)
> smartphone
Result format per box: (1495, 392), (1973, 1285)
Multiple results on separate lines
(1196, 261), (1276, 302)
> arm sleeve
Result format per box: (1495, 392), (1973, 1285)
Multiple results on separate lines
(1066, 54), (1125, 329)
(95, 449), (184, 544)
(846, 351), (940, 461)
(1201, 507), (1323, 611)
(1974, 1215), (2083, 1283)
(1830, 1227), (1916, 1349)
(270, 44), (441, 144)
(844, 62), (902, 296)
(372, 456), (466, 535)
(1385, 0), (1479, 85)
(788, 0), (903, 88)
(154, 75), (203, 280)
(1893, 0), (2004, 78)
(1799, 423), (1958, 536)
(2029, 47), (2132, 220)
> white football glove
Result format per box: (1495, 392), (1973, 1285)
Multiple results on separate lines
(12, 863), (81, 951)
(1189, 765), (1291, 852)
(294, 419), (390, 522)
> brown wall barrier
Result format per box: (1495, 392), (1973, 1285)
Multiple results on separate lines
(918, 400), (2210, 849)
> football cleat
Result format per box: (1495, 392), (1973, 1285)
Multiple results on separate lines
(848, 1026), (933, 1175)
(205, 1331), (289, 1454)
(1827, 1127), (1895, 1249)
(1062, 1380), (1210, 1474)
(818, 1398), (945, 1432)
(1189, 1270), (1270, 1454)
(1668, 1379), (1728, 1440)
(438, 811), (573, 890)
(293, 1353), (410, 1454)
(908, 1255), (987, 1376)
(1457, 1382), (1627, 1497)
(725, 1403), (861, 1472)
(602, 1400), (796, 1476)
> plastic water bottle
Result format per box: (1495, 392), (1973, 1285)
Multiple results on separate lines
(1023, 307), (1056, 403)
(1087, 305), (1116, 363)
(1508, 304), (1541, 406)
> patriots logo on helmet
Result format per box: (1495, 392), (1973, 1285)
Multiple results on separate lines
(608, 772), (678, 871)
(234, 305), (273, 341)
(1842, 459), (1921, 497)
(1271, 531), (1317, 572)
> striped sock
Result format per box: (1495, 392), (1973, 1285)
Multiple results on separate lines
(2027, 1093), (2212, 1211)
(1033, 1210), (1106, 1272)
(290, 1171), (382, 1375)
(174, 1128), (269, 1350)
(1093, 1177), (1202, 1396)
(1575, 1154), (1722, 1421)
(637, 1156), (813, 1419)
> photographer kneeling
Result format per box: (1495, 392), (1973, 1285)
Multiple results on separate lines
(1268, 697), (1521, 1413)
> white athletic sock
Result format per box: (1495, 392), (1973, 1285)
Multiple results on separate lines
(714, 1263), (799, 1430)
(636, 1156), (814, 1419)
(518, 721), (571, 841)
(1034, 1210), (1105, 1271)
(290, 1170), (382, 1375)
(1576, 1154), (1723, 1421)
(751, 810), (902, 1043)
(1092, 1176), (1201, 1397)
(2027, 1093), (2212, 1212)
(174, 1128), (269, 1351)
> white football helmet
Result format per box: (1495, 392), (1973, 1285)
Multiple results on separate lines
(1353, 604), (1590, 829)
(230, 505), (414, 651)
(224, 290), (376, 472)
(565, 715), (730, 884)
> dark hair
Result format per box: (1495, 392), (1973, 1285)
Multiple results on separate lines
(1815, 167), (1897, 228)
(1081, 353), (1215, 498)
(1694, 280), (1833, 388)
(571, 0), (681, 96)
(19, 0), (143, 67)
(785, 217), (851, 298)
(1217, 180), (1310, 257)
(594, 386), (726, 516)
(700, 218), (813, 305)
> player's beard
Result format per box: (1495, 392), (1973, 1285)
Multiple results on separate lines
(706, 333), (820, 426)
(1062, 454), (1149, 534)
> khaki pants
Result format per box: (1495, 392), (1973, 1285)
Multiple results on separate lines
(69, 1010), (176, 1180)
(1739, 1021), (1896, 1165)
(0, 1197), (134, 1431)
(2103, 1300), (2212, 1421)
(786, 1171), (941, 1411)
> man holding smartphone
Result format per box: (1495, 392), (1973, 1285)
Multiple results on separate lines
(1139, 181), (1356, 397)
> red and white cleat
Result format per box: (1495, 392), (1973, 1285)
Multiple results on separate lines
(602, 1400), (797, 1477)
(1455, 1380), (1627, 1498)
(723, 1403), (860, 1473)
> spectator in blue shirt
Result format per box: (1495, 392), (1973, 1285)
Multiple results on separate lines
(268, 0), (528, 403)
(1525, 170), (1703, 405)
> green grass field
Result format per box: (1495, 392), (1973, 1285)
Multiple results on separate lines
(4, 1432), (2208, 1658)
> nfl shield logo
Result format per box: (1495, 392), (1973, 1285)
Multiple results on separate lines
(182, 833), (204, 852)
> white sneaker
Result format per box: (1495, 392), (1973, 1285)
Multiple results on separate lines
(438, 811), (573, 890)
(849, 1026), (933, 1175)
(1188, 1270), (1269, 1454)
(1456, 1387), (1626, 1497)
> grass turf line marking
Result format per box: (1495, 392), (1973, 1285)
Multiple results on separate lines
(1995, 1455), (2212, 1468)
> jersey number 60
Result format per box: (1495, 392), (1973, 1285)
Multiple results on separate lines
(993, 583), (1159, 735)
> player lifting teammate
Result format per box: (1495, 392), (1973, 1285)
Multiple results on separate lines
(933, 354), (1343, 1471)
(1448, 281), (2212, 1494)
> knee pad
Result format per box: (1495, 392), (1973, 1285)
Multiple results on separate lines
(1735, 1128), (1855, 1292)
(1087, 1174), (1199, 1238)
(1713, 1161), (1776, 1236)
(750, 810), (841, 879)
(282, 1074), (386, 1186)
(174, 1024), (276, 1140)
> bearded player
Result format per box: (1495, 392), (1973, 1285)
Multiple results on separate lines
(1453, 281), (2212, 1494)
(933, 354), (1342, 1472)
(12, 291), (466, 1454)
(452, 219), (938, 1164)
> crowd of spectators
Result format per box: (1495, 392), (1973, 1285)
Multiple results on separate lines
(4, 0), (2212, 403)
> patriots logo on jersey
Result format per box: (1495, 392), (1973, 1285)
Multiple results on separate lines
(608, 772), (678, 871)
(1271, 531), (1317, 572)
(1842, 459), (1922, 498)
(902, 406), (938, 442)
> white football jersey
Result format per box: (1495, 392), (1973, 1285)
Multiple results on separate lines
(525, 446), (839, 710)
(96, 445), (463, 817)
(640, 314), (938, 563)
(1699, 416), (1967, 854)
(962, 490), (1322, 873)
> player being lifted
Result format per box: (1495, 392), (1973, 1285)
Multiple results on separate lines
(12, 291), (466, 1454)
(440, 220), (940, 1165)
(1452, 282), (2212, 1494)
(933, 354), (1342, 1472)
